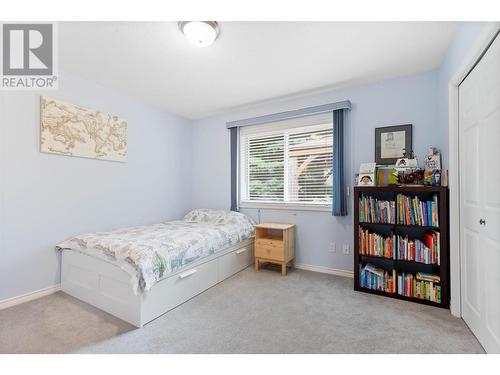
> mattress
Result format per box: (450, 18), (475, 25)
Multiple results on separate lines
(56, 209), (255, 294)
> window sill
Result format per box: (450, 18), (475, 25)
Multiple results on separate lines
(239, 201), (332, 212)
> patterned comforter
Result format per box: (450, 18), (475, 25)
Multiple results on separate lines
(56, 209), (255, 294)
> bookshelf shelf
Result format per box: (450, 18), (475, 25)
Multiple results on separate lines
(354, 186), (449, 309)
(358, 286), (443, 308)
(359, 254), (440, 267)
(359, 222), (440, 230)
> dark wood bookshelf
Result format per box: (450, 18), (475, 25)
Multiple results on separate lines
(353, 186), (449, 309)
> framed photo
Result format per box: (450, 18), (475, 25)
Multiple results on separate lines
(375, 124), (412, 165)
(357, 162), (376, 186)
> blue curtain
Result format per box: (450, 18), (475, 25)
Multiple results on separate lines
(230, 127), (239, 211)
(332, 109), (347, 216)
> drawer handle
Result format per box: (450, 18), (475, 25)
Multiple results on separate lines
(235, 248), (247, 255)
(178, 269), (197, 279)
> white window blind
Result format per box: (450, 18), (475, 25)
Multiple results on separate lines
(240, 113), (333, 207)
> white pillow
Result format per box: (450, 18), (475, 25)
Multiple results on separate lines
(183, 209), (256, 227)
(183, 208), (228, 223)
(215, 210), (256, 226)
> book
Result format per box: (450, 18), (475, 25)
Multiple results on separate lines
(359, 226), (440, 265)
(416, 272), (441, 283)
(360, 264), (396, 293)
(376, 166), (398, 186)
(396, 193), (439, 227)
(358, 163), (376, 186)
(397, 272), (441, 303)
(358, 195), (396, 224)
(358, 227), (395, 259)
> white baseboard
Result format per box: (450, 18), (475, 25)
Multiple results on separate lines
(0, 284), (61, 310)
(295, 263), (354, 278)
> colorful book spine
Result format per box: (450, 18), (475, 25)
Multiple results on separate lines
(358, 227), (395, 259)
(397, 272), (441, 303)
(396, 231), (440, 265)
(396, 194), (440, 227)
(358, 195), (396, 224)
(359, 227), (440, 265)
(359, 264), (396, 293)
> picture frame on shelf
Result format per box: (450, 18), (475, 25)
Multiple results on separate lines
(375, 124), (412, 165)
(357, 162), (376, 186)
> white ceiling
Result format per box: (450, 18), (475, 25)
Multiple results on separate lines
(59, 22), (458, 119)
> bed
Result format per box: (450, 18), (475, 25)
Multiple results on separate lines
(56, 209), (255, 327)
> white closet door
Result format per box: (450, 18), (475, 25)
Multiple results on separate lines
(459, 32), (500, 353)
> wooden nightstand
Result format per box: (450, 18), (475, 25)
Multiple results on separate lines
(254, 223), (296, 276)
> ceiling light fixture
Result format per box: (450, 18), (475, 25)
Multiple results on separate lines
(179, 21), (219, 47)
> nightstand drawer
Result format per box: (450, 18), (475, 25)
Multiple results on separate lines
(255, 237), (283, 248)
(255, 239), (284, 260)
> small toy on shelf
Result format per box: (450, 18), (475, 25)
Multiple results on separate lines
(397, 169), (425, 185)
(395, 150), (423, 185)
(395, 149), (418, 173)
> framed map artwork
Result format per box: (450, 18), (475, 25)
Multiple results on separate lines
(40, 96), (127, 162)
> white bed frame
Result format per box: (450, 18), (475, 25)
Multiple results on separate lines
(61, 238), (254, 327)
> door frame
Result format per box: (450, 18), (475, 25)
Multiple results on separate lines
(448, 22), (500, 317)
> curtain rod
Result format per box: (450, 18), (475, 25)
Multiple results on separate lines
(226, 100), (351, 129)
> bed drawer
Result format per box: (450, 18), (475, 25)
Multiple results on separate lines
(171, 260), (219, 304)
(142, 258), (218, 321)
(218, 245), (253, 280)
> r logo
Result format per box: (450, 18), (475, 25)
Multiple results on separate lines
(2, 23), (53, 76)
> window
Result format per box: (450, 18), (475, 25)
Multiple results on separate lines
(239, 113), (333, 209)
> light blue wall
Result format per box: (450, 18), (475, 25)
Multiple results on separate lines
(191, 70), (441, 272)
(0, 71), (193, 301)
(2, 23), (493, 301)
(437, 22), (496, 167)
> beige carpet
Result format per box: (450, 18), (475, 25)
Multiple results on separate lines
(0, 268), (485, 354)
